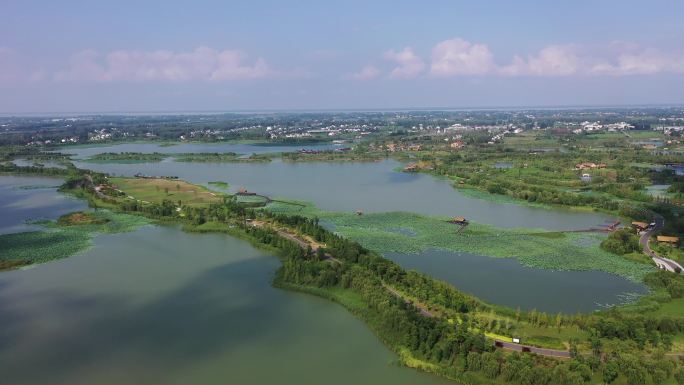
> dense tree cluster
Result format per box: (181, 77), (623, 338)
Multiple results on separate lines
(600, 229), (642, 255)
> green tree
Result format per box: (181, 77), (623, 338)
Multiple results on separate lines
(674, 367), (684, 385)
(603, 362), (618, 385)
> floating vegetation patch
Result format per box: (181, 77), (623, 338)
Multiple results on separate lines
(207, 181), (230, 190)
(387, 227), (417, 237)
(0, 210), (150, 270)
(235, 195), (269, 204)
(0, 229), (91, 267)
(83, 152), (167, 163)
(57, 211), (109, 226)
(15, 185), (60, 190)
(266, 200), (655, 281)
(453, 185), (549, 208)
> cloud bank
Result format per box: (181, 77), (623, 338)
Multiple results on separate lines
(384, 47), (425, 79)
(3, 41), (684, 85)
(350, 39), (684, 80)
(431, 38), (495, 76)
(430, 39), (684, 78)
(54, 47), (272, 82)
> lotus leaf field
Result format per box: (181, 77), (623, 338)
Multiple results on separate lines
(0, 211), (150, 269)
(266, 200), (655, 282)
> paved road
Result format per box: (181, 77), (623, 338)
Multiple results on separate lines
(494, 340), (571, 358)
(640, 214), (683, 273)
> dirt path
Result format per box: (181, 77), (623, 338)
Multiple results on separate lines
(251, 220), (342, 264)
(384, 284), (572, 359)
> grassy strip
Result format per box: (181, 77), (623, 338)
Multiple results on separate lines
(173, 153), (271, 162)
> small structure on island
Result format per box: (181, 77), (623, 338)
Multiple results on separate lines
(403, 163), (419, 172)
(356, 209), (363, 216)
(448, 216), (470, 235)
(631, 221), (649, 232)
(580, 173), (592, 183)
(236, 188), (257, 196)
(657, 236), (680, 245)
(448, 216), (468, 225)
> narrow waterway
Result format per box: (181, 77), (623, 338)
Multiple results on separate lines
(387, 250), (646, 313)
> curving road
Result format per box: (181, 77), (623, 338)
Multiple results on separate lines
(640, 214), (683, 273)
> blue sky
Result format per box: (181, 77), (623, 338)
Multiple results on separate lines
(2, 0), (684, 112)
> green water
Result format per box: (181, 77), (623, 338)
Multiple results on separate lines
(74, 157), (613, 231)
(0, 175), (86, 234)
(387, 250), (646, 313)
(0, 226), (451, 385)
(0, 169), (649, 383)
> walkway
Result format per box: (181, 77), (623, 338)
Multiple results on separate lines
(640, 214), (683, 273)
(250, 220), (341, 264)
(493, 340), (571, 358)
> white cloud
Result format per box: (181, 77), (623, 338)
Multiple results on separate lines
(346, 65), (381, 80)
(430, 38), (495, 76)
(591, 49), (684, 76)
(54, 47), (272, 82)
(384, 47), (425, 78)
(499, 45), (580, 76)
(426, 39), (684, 78)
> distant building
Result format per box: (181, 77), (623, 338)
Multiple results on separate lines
(574, 162), (606, 170)
(657, 236), (679, 245)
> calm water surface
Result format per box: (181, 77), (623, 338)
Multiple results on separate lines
(387, 250), (647, 313)
(62, 142), (338, 158)
(0, 226), (451, 385)
(74, 158), (613, 231)
(0, 175), (86, 234)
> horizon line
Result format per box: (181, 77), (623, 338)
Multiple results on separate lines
(2, 103), (684, 117)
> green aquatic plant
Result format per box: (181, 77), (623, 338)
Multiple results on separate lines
(0, 210), (150, 270)
(207, 181), (230, 189)
(265, 201), (655, 281)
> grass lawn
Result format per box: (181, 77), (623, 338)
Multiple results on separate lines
(647, 298), (684, 317)
(110, 177), (223, 206)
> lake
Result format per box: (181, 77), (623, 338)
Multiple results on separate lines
(387, 250), (646, 313)
(0, 175), (86, 234)
(73, 157), (614, 231)
(0, 178), (646, 313)
(61, 141), (339, 159)
(0, 224), (451, 385)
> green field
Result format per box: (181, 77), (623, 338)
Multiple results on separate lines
(110, 177), (223, 206)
